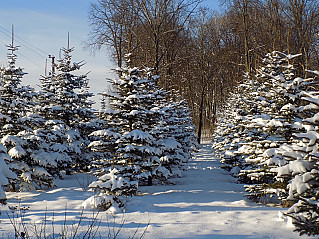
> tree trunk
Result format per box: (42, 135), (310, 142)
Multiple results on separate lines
(243, 0), (251, 74)
(197, 85), (206, 144)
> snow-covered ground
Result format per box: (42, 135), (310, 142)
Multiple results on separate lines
(0, 144), (314, 238)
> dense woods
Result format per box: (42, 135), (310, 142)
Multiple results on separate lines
(88, 0), (319, 142)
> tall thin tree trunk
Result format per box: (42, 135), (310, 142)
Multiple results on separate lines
(197, 85), (206, 144)
(243, 0), (250, 74)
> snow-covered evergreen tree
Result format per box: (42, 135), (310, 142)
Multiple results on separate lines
(0, 40), (57, 191)
(150, 104), (184, 178)
(39, 45), (94, 128)
(212, 91), (244, 173)
(154, 99), (197, 177)
(82, 168), (137, 212)
(29, 120), (80, 177)
(37, 39), (96, 171)
(0, 41), (27, 136)
(238, 52), (310, 203)
(212, 73), (268, 178)
(97, 64), (196, 185)
(85, 64), (196, 213)
(173, 99), (198, 157)
(88, 120), (121, 171)
(105, 66), (164, 184)
(213, 52), (307, 204)
(278, 70), (319, 236)
(116, 129), (163, 184)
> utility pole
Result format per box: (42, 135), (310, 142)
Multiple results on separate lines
(48, 55), (55, 74)
(67, 32), (70, 50)
(8, 24), (17, 65)
(45, 59), (48, 76)
(11, 24), (14, 55)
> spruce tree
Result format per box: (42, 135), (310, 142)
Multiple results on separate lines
(0, 38), (56, 190)
(102, 66), (164, 185)
(94, 64), (197, 185)
(281, 70), (319, 236)
(238, 52), (308, 203)
(37, 38), (95, 171)
(213, 52), (306, 204)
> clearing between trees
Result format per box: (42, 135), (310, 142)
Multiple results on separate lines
(0, 144), (313, 238)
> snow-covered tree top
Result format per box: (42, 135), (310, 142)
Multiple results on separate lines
(89, 129), (121, 139)
(122, 129), (155, 142)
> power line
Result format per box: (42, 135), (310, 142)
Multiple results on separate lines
(0, 38), (44, 70)
(0, 25), (49, 59)
(17, 51), (45, 69)
(0, 25), (114, 85)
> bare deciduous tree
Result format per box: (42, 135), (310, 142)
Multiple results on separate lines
(88, 0), (319, 142)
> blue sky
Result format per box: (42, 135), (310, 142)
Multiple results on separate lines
(0, 0), (222, 107)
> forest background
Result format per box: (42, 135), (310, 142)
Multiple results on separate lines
(3, 0), (317, 144)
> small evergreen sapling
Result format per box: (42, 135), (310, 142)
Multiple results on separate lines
(82, 168), (137, 212)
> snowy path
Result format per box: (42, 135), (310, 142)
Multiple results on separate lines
(128, 143), (311, 238)
(0, 144), (314, 238)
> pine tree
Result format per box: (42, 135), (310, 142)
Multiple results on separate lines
(213, 52), (307, 204)
(0, 37), (56, 191)
(82, 168), (137, 212)
(37, 37), (95, 171)
(281, 70), (319, 236)
(107, 67), (164, 184)
(97, 65), (197, 185)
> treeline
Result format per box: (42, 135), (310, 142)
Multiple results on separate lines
(213, 51), (319, 236)
(88, 0), (319, 142)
